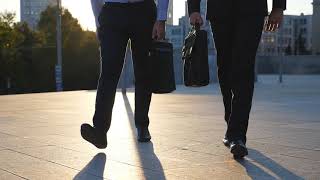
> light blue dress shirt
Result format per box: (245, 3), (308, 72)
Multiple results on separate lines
(91, 0), (169, 27)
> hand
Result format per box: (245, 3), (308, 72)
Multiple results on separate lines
(265, 8), (284, 32)
(152, 20), (166, 40)
(189, 12), (203, 26)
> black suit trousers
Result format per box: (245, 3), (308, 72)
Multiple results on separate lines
(210, 16), (265, 142)
(92, 1), (156, 133)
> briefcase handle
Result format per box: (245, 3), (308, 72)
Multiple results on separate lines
(153, 39), (169, 43)
(194, 23), (201, 31)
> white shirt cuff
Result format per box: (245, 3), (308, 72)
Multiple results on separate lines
(91, 0), (104, 27)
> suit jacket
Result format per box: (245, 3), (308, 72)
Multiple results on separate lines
(187, 0), (286, 19)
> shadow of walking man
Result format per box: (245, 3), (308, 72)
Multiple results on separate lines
(122, 92), (166, 180)
(73, 153), (106, 180)
(236, 148), (303, 180)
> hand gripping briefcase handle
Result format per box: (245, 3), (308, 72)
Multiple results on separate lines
(149, 41), (176, 94)
(182, 24), (210, 87)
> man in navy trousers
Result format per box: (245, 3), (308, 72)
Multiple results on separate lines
(81, 0), (169, 149)
(188, 0), (286, 158)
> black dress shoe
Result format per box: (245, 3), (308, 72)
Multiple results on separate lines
(222, 137), (230, 147)
(80, 123), (107, 149)
(230, 140), (248, 159)
(137, 127), (151, 142)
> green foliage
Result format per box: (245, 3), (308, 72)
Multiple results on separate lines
(0, 12), (26, 92)
(0, 6), (100, 94)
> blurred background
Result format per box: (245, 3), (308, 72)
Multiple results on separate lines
(0, 0), (319, 95)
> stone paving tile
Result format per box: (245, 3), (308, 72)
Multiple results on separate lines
(0, 168), (25, 180)
(252, 154), (320, 179)
(0, 75), (319, 179)
(248, 141), (320, 159)
(12, 145), (181, 180)
(0, 149), (108, 180)
(0, 135), (46, 149)
(281, 122), (320, 131)
(283, 149), (320, 162)
(251, 132), (320, 150)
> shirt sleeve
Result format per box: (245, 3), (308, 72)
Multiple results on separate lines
(157, 0), (169, 21)
(91, 0), (105, 27)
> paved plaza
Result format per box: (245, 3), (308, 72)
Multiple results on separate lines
(0, 75), (319, 180)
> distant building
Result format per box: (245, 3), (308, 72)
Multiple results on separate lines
(258, 14), (313, 56)
(166, 0), (174, 25)
(312, 0), (320, 54)
(166, 25), (183, 48)
(20, 0), (56, 29)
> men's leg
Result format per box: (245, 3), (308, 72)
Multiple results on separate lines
(226, 16), (265, 143)
(92, 6), (130, 134)
(210, 20), (233, 123)
(129, 1), (156, 129)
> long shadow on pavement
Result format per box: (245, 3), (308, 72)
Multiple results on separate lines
(73, 153), (106, 180)
(237, 148), (303, 180)
(122, 92), (166, 180)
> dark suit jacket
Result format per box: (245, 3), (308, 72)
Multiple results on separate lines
(187, 0), (286, 19)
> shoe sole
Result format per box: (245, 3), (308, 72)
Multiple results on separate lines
(223, 140), (230, 148)
(80, 128), (107, 149)
(231, 144), (248, 159)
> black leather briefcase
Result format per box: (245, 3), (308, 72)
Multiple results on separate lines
(182, 25), (210, 87)
(149, 41), (176, 94)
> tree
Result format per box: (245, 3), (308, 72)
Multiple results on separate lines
(36, 6), (100, 91)
(13, 22), (45, 92)
(0, 12), (25, 93)
(38, 6), (83, 48)
(0, 6), (101, 94)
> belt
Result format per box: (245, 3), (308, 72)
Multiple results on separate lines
(104, 0), (151, 7)
(127, 0), (145, 3)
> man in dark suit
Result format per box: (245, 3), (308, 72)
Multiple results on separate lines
(188, 0), (286, 158)
(80, 0), (169, 149)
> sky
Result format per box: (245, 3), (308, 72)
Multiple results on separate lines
(0, 0), (314, 31)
